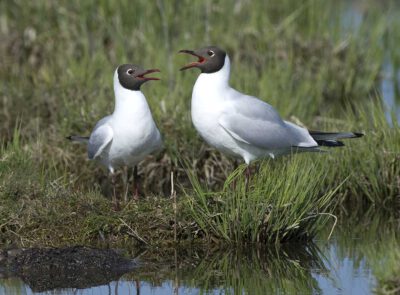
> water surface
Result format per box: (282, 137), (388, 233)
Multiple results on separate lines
(1, 221), (391, 295)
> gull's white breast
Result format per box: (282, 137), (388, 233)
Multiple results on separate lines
(106, 81), (162, 169)
(191, 63), (257, 162)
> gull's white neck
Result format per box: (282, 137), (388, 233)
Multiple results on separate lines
(112, 70), (149, 116)
(193, 55), (231, 92)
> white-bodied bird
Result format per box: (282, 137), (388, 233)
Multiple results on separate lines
(179, 46), (362, 177)
(68, 64), (162, 205)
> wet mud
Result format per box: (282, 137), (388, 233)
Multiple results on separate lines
(0, 246), (137, 292)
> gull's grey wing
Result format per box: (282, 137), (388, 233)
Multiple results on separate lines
(228, 92), (284, 124)
(219, 93), (317, 150)
(88, 120), (113, 160)
(219, 113), (295, 150)
(93, 115), (111, 130)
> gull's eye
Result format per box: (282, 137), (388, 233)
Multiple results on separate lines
(127, 69), (135, 75)
(207, 50), (215, 57)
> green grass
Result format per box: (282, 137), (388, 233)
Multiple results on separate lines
(185, 156), (341, 244)
(0, 0), (399, 246)
(331, 102), (400, 207)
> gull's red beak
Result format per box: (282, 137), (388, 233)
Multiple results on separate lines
(137, 69), (161, 81)
(179, 49), (206, 71)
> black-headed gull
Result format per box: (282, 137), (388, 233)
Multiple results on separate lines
(68, 64), (162, 205)
(179, 46), (362, 178)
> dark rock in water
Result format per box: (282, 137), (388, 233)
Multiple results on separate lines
(0, 246), (138, 292)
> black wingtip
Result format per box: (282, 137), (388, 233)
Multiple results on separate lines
(316, 140), (345, 147)
(353, 132), (364, 138)
(66, 135), (72, 140)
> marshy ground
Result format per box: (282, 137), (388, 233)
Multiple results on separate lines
(0, 0), (399, 293)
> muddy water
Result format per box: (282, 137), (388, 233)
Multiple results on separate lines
(0, 217), (396, 295)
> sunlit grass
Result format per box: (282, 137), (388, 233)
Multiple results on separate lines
(0, 0), (399, 246)
(185, 156), (342, 244)
(324, 100), (400, 206)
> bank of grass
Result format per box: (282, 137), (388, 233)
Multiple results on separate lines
(0, 130), (338, 247)
(0, 0), (400, 246)
(1, 98), (397, 247)
(0, 148), (177, 247)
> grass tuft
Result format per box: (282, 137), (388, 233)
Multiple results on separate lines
(185, 156), (341, 244)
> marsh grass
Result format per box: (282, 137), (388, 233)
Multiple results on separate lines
(0, 0), (400, 246)
(339, 103), (400, 206)
(185, 156), (342, 244)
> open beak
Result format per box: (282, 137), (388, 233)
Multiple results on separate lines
(178, 49), (206, 71)
(136, 68), (161, 81)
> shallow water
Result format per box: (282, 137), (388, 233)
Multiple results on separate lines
(1, 220), (392, 295)
(382, 59), (400, 124)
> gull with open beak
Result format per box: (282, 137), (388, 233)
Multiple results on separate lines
(68, 64), (163, 206)
(179, 46), (363, 182)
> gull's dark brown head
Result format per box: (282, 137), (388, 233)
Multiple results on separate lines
(179, 46), (226, 73)
(117, 64), (160, 91)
